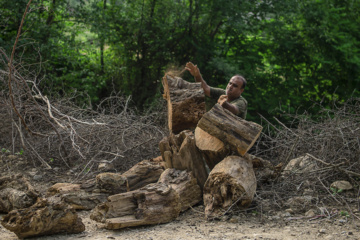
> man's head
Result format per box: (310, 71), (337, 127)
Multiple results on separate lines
(226, 75), (246, 101)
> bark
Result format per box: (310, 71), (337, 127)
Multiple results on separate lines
(159, 130), (208, 189)
(0, 174), (38, 213)
(1, 196), (85, 239)
(162, 74), (205, 133)
(194, 126), (230, 170)
(197, 103), (263, 156)
(158, 168), (202, 212)
(46, 159), (165, 210)
(90, 183), (181, 229)
(203, 156), (256, 219)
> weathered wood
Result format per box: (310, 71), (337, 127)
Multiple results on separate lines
(1, 196), (85, 239)
(159, 130), (208, 189)
(203, 156), (256, 219)
(158, 168), (202, 211)
(122, 159), (165, 191)
(0, 174), (38, 213)
(90, 183), (181, 229)
(46, 159), (165, 210)
(162, 74), (206, 133)
(194, 127), (230, 170)
(46, 183), (108, 210)
(197, 103), (263, 156)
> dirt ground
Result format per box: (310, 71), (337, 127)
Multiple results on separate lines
(1, 155), (360, 240)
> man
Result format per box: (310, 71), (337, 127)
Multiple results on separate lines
(185, 62), (247, 119)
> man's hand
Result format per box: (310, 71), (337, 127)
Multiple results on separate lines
(217, 95), (228, 106)
(185, 62), (201, 81)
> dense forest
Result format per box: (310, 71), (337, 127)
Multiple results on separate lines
(1, 0), (359, 122)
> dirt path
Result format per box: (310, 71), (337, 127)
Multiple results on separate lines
(1, 204), (359, 240)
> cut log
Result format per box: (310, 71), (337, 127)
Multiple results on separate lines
(122, 159), (165, 191)
(1, 196), (85, 239)
(194, 127), (230, 170)
(158, 168), (202, 211)
(0, 174), (39, 213)
(159, 130), (208, 189)
(90, 183), (181, 229)
(162, 74), (206, 133)
(46, 183), (108, 210)
(197, 103), (263, 156)
(45, 159), (165, 210)
(203, 155), (256, 219)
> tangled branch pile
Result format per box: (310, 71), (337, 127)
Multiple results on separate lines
(252, 99), (360, 211)
(0, 50), (167, 178)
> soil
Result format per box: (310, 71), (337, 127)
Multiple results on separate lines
(1, 154), (360, 240)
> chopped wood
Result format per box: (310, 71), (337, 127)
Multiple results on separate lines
(197, 103), (263, 156)
(45, 159), (165, 210)
(90, 183), (181, 229)
(158, 168), (202, 211)
(0, 174), (39, 213)
(162, 74), (205, 133)
(1, 196), (85, 239)
(194, 126), (230, 170)
(159, 130), (208, 189)
(203, 156), (256, 219)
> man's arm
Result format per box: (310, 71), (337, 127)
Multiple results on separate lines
(217, 95), (240, 115)
(185, 62), (210, 97)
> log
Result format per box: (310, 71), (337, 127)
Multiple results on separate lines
(158, 168), (202, 212)
(197, 103), (263, 156)
(203, 156), (256, 219)
(162, 74), (206, 133)
(1, 196), (85, 239)
(46, 183), (108, 210)
(159, 130), (208, 189)
(90, 183), (181, 229)
(45, 159), (165, 210)
(194, 127), (230, 170)
(0, 174), (38, 213)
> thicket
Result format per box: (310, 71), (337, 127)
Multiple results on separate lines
(1, 0), (359, 123)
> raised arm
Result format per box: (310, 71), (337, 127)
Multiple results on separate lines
(185, 62), (210, 97)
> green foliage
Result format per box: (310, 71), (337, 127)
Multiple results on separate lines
(1, 0), (359, 124)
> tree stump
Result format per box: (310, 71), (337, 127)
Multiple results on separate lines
(194, 127), (230, 170)
(203, 156), (256, 219)
(197, 103), (263, 156)
(90, 183), (181, 229)
(162, 74), (205, 133)
(158, 168), (202, 212)
(1, 196), (85, 239)
(159, 130), (208, 189)
(0, 174), (38, 213)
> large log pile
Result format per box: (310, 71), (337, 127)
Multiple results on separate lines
(1, 75), (265, 238)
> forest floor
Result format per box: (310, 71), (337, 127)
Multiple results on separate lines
(1, 154), (360, 240)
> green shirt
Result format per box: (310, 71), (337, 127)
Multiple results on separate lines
(209, 87), (247, 119)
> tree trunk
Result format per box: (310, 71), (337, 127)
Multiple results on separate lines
(159, 130), (208, 189)
(158, 168), (202, 212)
(194, 126), (230, 170)
(162, 74), (205, 133)
(90, 183), (181, 229)
(197, 103), (263, 156)
(203, 156), (256, 219)
(1, 196), (85, 239)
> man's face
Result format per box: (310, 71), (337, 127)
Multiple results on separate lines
(226, 76), (244, 101)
